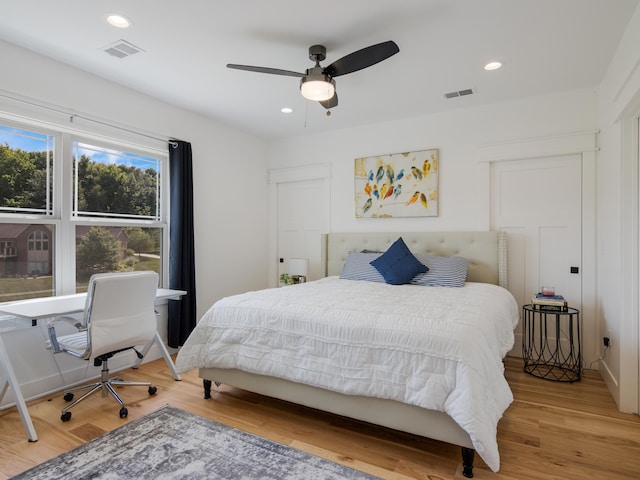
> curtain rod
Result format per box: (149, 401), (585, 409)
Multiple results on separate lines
(0, 90), (178, 148)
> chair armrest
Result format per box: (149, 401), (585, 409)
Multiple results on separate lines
(47, 324), (63, 353)
(54, 315), (85, 331)
(46, 315), (84, 354)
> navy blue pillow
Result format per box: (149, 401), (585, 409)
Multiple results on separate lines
(370, 237), (428, 285)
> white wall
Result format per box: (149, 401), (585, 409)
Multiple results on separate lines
(597, 4), (640, 412)
(0, 40), (269, 407)
(266, 89), (597, 233)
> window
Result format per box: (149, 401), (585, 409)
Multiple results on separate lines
(0, 121), (167, 301)
(0, 125), (54, 215)
(72, 141), (161, 220)
(28, 230), (49, 251)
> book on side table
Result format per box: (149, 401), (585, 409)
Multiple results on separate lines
(531, 293), (568, 312)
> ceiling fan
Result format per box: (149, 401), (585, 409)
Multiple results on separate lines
(227, 40), (399, 109)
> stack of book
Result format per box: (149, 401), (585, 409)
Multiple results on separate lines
(531, 293), (568, 311)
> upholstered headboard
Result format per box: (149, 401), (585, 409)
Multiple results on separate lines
(321, 231), (507, 287)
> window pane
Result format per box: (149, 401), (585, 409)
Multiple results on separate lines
(0, 125), (54, 215)
(73, 141), (161, 220)
(0, 223), (54, 301)
(75, 226), (162, 292)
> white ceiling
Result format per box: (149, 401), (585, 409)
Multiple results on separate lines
(0, 0), (638, 140)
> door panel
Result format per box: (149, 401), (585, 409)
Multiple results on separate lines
(491, 155), (582, 357)
(277, 179), (325, 282)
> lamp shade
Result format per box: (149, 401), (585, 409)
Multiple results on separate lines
(300, 76), (335, 101)
(289, 258), (309, 277)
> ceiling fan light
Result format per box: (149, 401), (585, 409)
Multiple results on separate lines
(300, 77), (335, 101)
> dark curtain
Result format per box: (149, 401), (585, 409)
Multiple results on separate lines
(168, 140), (197, 347)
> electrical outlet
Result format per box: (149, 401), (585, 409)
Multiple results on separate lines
(603, 337), (610, 348)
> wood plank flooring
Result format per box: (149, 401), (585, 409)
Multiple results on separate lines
(1, 356), (639, 479)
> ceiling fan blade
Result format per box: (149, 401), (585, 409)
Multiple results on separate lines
(320, 92), (338, 109)
(324, 41), (399, 78)
(227, 64), (305, 78)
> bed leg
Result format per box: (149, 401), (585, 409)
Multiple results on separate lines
(461, 447), (474, 478)
(203, 379), (212, 399)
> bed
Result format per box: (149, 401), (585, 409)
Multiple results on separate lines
(175, 231), (518, 478)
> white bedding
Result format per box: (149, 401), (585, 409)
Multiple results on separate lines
(175, 276), (519, 472)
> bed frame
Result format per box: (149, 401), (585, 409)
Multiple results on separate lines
(200, 231), (507, 478)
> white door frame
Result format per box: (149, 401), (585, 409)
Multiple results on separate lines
(267, 164), (331, 288)
(478, 130), (598, 366)
(620, 111), (640, 413)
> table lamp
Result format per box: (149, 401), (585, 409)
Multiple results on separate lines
(289, 258), (308, 284)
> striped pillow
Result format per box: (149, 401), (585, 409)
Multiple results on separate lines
(411, 254), (468, 287)
(339, 252), (386, 282)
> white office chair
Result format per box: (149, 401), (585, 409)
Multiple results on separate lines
(48, 271), (160, 421)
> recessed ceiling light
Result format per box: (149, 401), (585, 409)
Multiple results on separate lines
(484, 61), (502, 71)
(106, 14), (131, 28)
(281, 107), (294, 114)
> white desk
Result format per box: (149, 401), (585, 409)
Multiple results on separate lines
(0, 288), (186, 442)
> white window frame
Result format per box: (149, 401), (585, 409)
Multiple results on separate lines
(0, 117), (169, 296)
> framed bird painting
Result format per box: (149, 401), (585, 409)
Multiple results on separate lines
(354, 148), (439, 218)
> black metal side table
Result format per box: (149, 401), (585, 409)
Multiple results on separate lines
(522, 304), (581, 382)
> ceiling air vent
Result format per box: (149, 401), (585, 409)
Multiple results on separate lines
(103, 39), (145, 59)
(444, 88), (474, 99)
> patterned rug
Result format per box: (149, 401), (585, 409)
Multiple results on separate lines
(12, 405), (380, 479)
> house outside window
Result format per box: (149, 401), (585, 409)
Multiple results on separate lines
(0, 122), (168, 301)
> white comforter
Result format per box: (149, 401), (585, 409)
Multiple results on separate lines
(175, 277), (519, 472)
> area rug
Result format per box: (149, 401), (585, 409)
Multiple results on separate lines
(12, 405), (380, 479)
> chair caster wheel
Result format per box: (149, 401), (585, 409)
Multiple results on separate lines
(119, 407), (128, 418)
(148, 386), (157, 395)
(63, 393), (74, 402)
(61, 411), (72, 422)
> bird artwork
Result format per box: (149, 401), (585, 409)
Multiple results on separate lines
(386, 165), (395, 184)
(423, 160), (431, 178)
(375, 165), (385, 183)
(406, 191), (420, 206)
(354, 149), (439, 218)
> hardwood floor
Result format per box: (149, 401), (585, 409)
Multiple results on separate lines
(1, 356), (639, 479)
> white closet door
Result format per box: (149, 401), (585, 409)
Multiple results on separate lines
(491, 154), (582, 356)
(277, 178), (326, 282)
